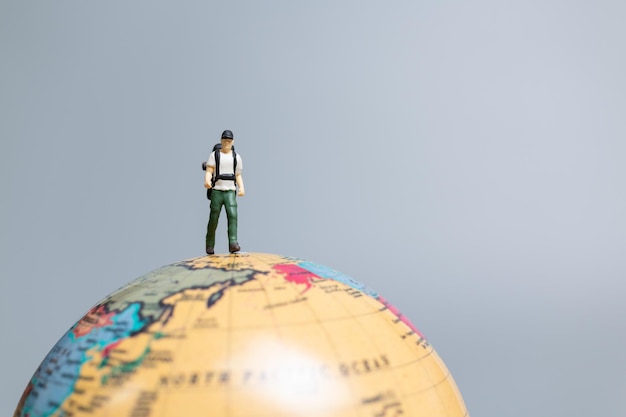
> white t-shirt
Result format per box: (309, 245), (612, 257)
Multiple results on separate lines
(207, 150), (243, 191)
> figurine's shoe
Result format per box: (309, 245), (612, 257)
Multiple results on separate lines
(206, 245), (214, 255)
(229, 242), (241, 253)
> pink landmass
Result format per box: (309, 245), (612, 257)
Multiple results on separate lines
(377, 296), (427, 340)
(273, 264), (320, 293)
(72, 305), (115, 338)
(102, 339), (123, 358)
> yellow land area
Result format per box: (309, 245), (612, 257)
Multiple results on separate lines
(54, 254), (467, 417)
(180, 252), (300, 272)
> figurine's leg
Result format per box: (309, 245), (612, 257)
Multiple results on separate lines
(206, 192), (224, 248)
(224, 190), (239, 246)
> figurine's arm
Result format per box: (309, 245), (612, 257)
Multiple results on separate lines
(236, 174), (245, 196)
(204, 166), (214, 189)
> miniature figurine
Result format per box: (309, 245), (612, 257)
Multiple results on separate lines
(204, 130), (245, 254)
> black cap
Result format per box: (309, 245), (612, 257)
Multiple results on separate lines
(221, 130), (234, 140)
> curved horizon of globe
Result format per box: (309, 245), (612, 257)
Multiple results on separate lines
(176, 254), (427, 343)
(295, 259), (428, 344)
(14, 253), (467, 417)
(17, 303), (147, 417)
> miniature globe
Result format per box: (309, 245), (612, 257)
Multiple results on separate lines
(14, 253), (468, 417)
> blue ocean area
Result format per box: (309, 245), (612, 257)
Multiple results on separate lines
(20, 302), (146, 417)
(298, 261), (379, 298)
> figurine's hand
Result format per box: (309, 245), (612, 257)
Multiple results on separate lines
(238, 188), (245, 197)
(204, 181), (212, 189)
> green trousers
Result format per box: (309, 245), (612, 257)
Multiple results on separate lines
(206, 190), (238, 247)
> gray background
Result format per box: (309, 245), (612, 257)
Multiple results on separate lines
(1, 1), (625, 416)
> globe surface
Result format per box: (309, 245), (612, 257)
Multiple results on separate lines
(15, 253), (468, 417)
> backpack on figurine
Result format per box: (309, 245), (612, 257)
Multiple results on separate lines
(202, 143), (238, 200)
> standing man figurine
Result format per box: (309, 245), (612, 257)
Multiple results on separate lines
(204, 129), (245, 254)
